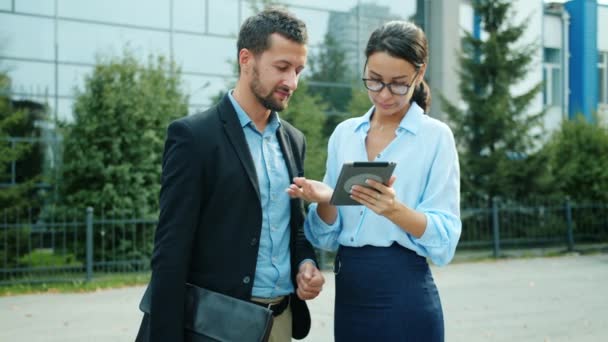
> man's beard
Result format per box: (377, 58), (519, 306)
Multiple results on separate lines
(250, 66), (290, 112)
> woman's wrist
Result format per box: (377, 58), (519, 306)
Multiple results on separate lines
(385, 202), (427, 238)
(317, 202), (338, 225)
(385, 200), (405, 222)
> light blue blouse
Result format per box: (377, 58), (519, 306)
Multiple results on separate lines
(305, 102), (461, 266)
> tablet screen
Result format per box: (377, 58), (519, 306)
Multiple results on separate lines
(329, 162), (396, 206)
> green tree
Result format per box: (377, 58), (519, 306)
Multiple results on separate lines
(0, 71), (38, 210)
(281, 81), (328, 181)
(60, 52), (188, 216)
(307, 33), (363, 142)
(544, 116), (608, 202)
(0, 70), (52, 276)
(347, 87), (372, 118)
(315, 86), (372, 148)
(308, 34), (353, 115)
(440, 0), (545, 201)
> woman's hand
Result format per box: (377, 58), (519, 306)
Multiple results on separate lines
(286, 177), (334, 203)
(350, 175), (398, 216)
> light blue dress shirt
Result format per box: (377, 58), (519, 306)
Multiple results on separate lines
(305, 102), (462, 266)
(228, 92), (293, 297)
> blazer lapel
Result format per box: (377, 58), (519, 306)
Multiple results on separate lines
(277, 123), (300, 180)
(218, 96), (260, 201)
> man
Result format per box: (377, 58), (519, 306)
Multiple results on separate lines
(135, 7), (325, 342)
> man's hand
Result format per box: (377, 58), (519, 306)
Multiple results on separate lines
(286, 177), (333, 204)
(295, 261), (325, 300)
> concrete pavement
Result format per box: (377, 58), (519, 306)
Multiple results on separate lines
(1, 254), (607, 341)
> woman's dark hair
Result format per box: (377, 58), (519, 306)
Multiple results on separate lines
(237, 7), (308, 72)
(365, 21), (431, 112)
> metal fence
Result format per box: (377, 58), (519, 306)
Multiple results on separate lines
(459, 198), (608, 253)
(1, 199), (607, 285)
(0, 207), (156, 285)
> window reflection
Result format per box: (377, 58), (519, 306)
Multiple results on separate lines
(0, 14), (55, 60)
(460, 2), (474, 35)
(173, 33), (235, 75)
(551, 68), (561, 107)
(283, 0), (417, 22)
(56, 98), (75, 122)
(599, 52), (607, 104)
(58, 65), (93, 96)
(0, 0), (11, 11)
(600, 68), (606, 104)
(6, 61), (54, 98)
(15, 0), (55, 16)
(182, 75), (215, 102)
(59, 0), (170, 28)
(58, 21), (171, 64)
(208, 0), (239, 36)
(181, 74), (232, 110)
(543, 48), (562, 107)
(173, 0), (206, 33)
(1, 0), (427, 123)
(289, 8), (330, 46)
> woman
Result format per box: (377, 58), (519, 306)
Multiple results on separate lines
(287, 21), (461, 341)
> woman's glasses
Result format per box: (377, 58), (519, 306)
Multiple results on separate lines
(361, 70), (419, 96)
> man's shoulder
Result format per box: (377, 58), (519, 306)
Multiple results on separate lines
(172, 104), (221, 130)
(279, 118), (304, 140)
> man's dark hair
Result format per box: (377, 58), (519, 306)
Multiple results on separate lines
(237, 7), (308, 71)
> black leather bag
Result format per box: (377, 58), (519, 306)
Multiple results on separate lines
(139, 283), (273, 342)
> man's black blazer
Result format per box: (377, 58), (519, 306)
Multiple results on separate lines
(136, 94), (318, 341)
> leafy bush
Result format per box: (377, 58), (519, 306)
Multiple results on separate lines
(60, 51), (188, 216)
(544, 116), (608, 202)
(18, 248), (81, 268)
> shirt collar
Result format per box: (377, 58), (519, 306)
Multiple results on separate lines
(354, 102), (424, 135)
(227, 90), (281, 130)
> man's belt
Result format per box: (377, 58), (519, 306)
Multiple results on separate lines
(252, 295), (290, 317)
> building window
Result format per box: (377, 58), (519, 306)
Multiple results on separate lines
(599, 52), (608, 104)
(543, 48), (562, 107)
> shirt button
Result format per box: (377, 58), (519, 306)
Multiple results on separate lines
(272, 257), (277, 263)
(360, 211), (363, 216)
(350, 237), (354, 242)
(250, 238), (258, 246)
(243, 276), (250, 284)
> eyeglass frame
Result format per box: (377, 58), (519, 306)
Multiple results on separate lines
(361, 60), (423, 96)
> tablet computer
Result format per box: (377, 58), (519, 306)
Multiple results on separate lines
(329, 162), (397, 206)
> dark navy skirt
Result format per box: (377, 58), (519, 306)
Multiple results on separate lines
(334, 243), (444, 342)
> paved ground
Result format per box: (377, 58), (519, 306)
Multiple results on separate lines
(1, 254), (607, 342)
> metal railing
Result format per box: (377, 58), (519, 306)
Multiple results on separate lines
(458, 197), (607, 252)
(0, 207), (156, 285)
(1, 198), (607, 285)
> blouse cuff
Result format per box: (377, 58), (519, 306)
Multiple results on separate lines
(309, 203), (341, 233)
(413, 213), (445, 247)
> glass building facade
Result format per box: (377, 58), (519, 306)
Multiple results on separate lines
(2, 0), (607, 145)
(0, 0), (424, 122)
